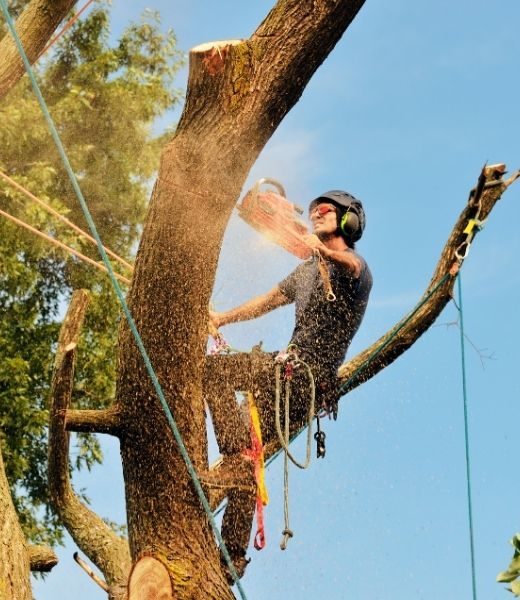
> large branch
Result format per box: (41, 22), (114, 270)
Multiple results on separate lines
(0, 0), (77, 99)
(48, 290), (131, 599)
(176, 0), (366, 150)
(336, 165), (519, 393)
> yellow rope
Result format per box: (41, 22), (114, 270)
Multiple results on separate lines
(0, 206), (131, 285)
(0, 169), (134, 272)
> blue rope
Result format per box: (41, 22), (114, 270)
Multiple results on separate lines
(0, 4), (247, 596)
(456, 274), (478, 600)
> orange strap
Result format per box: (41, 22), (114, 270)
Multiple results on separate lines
(243, 392), (269, 550)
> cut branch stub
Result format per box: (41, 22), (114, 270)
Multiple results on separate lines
(27, 545), (58, 572)
(65, 406), (121, 435)
(128, 557), (173, 600)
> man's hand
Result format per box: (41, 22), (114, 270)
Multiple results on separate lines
(302, 234), (329, 256)
(209, 310), (224, 331)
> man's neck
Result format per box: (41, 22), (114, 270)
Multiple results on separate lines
(318, 233), (350, 252)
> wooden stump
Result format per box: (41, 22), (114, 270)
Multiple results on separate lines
(128, 557), (173, 600)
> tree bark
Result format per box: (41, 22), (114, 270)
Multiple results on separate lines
(0, 0), (77, 99)
(33, 1), (515, 599)
(0, 450), (32, 600)
(65, 406), (122, 434)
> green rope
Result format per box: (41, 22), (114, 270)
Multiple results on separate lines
(0, 4), (247, 596)
(456, 274), (478, 600)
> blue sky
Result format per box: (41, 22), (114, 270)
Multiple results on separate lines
(30, 1), (520, 599)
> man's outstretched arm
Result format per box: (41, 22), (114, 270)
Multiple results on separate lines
(210, 286), (291, 328)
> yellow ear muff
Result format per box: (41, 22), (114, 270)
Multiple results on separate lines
(340, 210), (359, 236)
(340, 211), (350, 234)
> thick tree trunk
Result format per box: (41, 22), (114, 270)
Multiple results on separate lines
(0, 450), (31, 600)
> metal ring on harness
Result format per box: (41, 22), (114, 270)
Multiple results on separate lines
(455, 240), (471, 261)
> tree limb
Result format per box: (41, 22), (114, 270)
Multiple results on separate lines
(336, 164), (519, 393)
(0, 0), (77, 99)
(48, 290), (131, 598)
(65, 406), (121, 435)
(177, 0), (366, 149)
(27, 544), (58, 572)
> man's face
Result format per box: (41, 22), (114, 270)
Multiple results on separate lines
(309, 202), (338, 238)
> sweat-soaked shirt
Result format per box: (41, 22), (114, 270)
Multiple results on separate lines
(278, 251), (372, 382)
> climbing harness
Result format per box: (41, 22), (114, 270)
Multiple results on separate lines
(274, 347), (316, 550)
(237, 178), (312, 260)
(0, 5), (247, 596)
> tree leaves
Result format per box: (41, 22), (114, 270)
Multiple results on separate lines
(497, 534), (520, 596)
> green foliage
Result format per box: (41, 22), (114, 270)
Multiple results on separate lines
(0, 1), (184, 544)
(498, 534), (520, 596)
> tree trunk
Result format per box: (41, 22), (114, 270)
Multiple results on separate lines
(0, 451), (31, 600)
(0, 0), (77, 98)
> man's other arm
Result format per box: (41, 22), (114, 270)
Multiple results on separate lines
(210, 286), (291, 329)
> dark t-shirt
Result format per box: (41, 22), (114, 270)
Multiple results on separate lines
(278, 251), (372, 378)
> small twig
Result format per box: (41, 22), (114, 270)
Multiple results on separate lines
(73, 552), (109, 593)
(435, 307), (496, 369)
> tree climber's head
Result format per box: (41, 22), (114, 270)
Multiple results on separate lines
(309, 190), (365, 248)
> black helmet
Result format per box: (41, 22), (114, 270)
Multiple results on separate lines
(309, 190), (365, 243)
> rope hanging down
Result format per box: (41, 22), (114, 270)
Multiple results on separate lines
(456, 274), (478, 600)
(274, 349), (316, 550)
(0, 4), (247, 597)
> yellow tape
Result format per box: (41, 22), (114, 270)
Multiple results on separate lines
(463, 219), (480, 234)
(248, 392), (269, 505)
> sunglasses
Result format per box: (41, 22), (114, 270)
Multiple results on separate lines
(310, 204), (336, 217)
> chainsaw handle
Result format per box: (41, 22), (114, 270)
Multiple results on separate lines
(253, 177), (286, 198)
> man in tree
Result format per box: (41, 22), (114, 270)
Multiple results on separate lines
(204, 190), (373, 580)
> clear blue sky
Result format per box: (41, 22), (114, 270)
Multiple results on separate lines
(32, 1), (520, 599)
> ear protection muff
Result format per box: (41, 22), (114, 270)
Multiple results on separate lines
(340, 209), (360, 238)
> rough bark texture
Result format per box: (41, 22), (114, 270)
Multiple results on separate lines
(0, 0), (77, 98)
(48, 290), (131, 600)
(0, 450), (32, 600)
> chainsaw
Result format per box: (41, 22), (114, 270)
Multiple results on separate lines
(237, 178), (312, 260)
